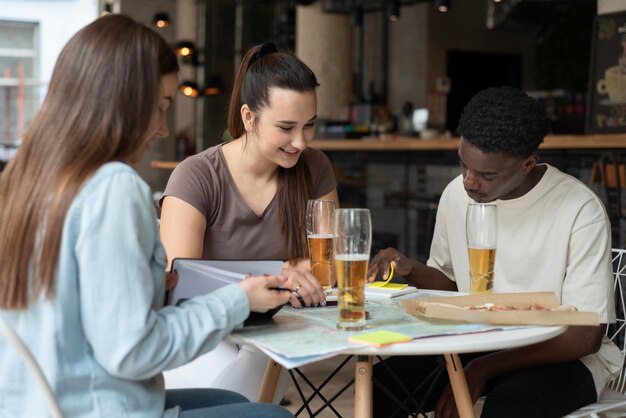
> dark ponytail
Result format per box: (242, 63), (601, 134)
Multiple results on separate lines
(226, 42), (319, 261)
(226, 44), (263, 139)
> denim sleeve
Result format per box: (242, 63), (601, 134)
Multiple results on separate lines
(75, 170), (249, 380)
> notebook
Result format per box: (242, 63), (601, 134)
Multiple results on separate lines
(365, 282), (419, 298)
(168, 258), (286, 325)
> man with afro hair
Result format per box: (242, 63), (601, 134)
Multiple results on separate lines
(367, 86), (622, 418)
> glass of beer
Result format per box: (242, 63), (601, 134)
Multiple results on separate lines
(466, 203), (497, 294)
(306, 199), (336, 290)
(333, 208), (372, 331)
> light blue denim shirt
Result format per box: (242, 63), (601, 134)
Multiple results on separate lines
(0, 162), (250, 417)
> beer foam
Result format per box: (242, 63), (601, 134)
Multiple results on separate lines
(307, 233), (333, 239)
(335, 254), (369, 261)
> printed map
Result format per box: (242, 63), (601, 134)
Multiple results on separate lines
(231, 292), (515, 368)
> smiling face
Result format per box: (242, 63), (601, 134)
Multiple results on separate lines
(241, 87), (317, 169)
(128, 72), (178, 164)
(459, 138), (538, 203)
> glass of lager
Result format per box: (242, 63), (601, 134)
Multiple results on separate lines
(333, 208), (372, 331)
(306, 199), (336, 290)
(466, 203), (497, 294)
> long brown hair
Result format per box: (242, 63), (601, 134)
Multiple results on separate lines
(0, 14), (179, 309)
(227, 43), (319, 260)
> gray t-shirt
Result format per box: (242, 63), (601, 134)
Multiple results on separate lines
(162, 144), (337, 261)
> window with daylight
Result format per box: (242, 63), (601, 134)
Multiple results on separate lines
(0, 20), (40, 165)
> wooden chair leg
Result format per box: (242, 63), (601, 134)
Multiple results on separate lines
(444, 353), (475, 418)
(354, 355), (373, 418)
(257, 359), (283, 403)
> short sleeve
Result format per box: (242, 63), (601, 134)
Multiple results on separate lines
(562, 199), (614, 322)
(160, 154), (216, 220)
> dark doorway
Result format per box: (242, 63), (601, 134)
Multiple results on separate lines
(446, 50), (522, 133)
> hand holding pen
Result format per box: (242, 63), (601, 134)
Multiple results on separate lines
(239, 274), (291, 312)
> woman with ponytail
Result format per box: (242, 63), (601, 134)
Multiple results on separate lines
(159, 42), (338, 400)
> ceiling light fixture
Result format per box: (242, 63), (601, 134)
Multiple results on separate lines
(179, 81), (200, 98)
(175, 40), (196, 57)
(174, 40), (199, 65)
(178, 75), (223, 99)
(153, 12), (170, 29)
(435, 0), (450, 13)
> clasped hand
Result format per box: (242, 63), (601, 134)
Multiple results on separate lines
(367, 247), (413, 282)
(282, 266), (326, 308)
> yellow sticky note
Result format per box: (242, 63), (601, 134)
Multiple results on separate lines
(368, 282), (408, 290)
(348, 330), (413, 347)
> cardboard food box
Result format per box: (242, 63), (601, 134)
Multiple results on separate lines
(401, 292), (599, 326)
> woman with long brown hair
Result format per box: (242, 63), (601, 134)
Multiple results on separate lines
(159, 42), (339, 400)
(0, 15), (293, 418)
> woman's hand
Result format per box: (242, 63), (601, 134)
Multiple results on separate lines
(367, 247), (413, 283)
(283, 266), (325, 308)
(239, 275), (291, 312)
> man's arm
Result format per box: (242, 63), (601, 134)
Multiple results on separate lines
(469, 325), (602, 378)
(405, 259), (458, 291)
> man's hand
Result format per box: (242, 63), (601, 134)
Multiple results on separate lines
(368, 247), (456, 291)
(367, 247), (413, 282)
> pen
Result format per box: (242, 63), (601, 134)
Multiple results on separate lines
(268, 287), (294, 292)
(268, 287), (336, 307)
(293, 297), (335, 308)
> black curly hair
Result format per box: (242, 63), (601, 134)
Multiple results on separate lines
(456, 86), (550, 158)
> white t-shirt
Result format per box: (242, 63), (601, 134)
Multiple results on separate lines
(427, 164), (622, 396)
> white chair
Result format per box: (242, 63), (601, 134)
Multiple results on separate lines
(563, 248), (626, 418)
(0, 315), (64, 418)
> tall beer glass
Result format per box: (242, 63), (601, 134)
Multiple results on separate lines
(466, 203), (497, 294)
(333, 208), (372, 331)
(306, 199), (336, 290)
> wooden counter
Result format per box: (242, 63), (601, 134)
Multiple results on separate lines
(150, 134), (626, 170)
(310, 134), (626, 151)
